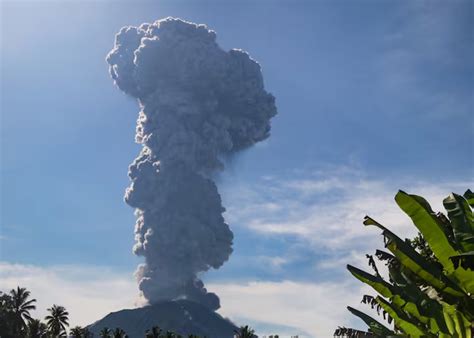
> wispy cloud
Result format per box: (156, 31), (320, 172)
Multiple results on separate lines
(222, 167), (471, 277)
(226, 169), (470, 245)
(0, 262), (137, 327)
(211, 280), (370, 338)
(255, 255), (291, 271)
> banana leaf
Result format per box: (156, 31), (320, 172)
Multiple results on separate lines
(390, 286), (450, 335)
(463, 189), (474, 208)
(395, 190), (458, 273)
(364, 216), (466, 297)
(441, 301), (472, 338)
(443, 193), (474, 252)
(348, 261), (449, 335)
(375, 297), (430, 338)
(347, 264), (393, 298)
(395, 191), (474, 293)
(347, 306), (395, 337)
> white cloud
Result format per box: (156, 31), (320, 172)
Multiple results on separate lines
(224, 168), (471, 260)
(255, 255), (291, 271)
(0, 262), (137, 327)
(0, 261), (375, 338)
(211, 280), (371, 338)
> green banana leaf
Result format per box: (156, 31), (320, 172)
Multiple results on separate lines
(443, 193), (474, 252)
(347, 306), (395, 336)
(389, 284), (450, 335)
(364, 216), (466, 298)
(362, 216), (468, 334)
(395, 191), (474, 294)
(347, 264), (393, 298)
(463, 189), (474, 208)
(348, 261), (448, 335)
(342, 190), (474, 337)
(441, 301), (472, 338)
(375, 296), (430, 338)
(395, 190), (458, 273)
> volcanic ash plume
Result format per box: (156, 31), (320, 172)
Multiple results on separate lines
(106, 17), (277, 311)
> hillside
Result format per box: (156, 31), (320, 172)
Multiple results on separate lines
(87, 300), (238, 338)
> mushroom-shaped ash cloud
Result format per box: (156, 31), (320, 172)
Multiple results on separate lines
(107, 17), (277, 311)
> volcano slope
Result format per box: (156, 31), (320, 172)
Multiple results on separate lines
(88, 299), (238, 338)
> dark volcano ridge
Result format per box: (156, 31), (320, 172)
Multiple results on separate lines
(87, 299), (238, 338)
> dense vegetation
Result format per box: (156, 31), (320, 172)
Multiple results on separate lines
(335, 189), (474, 337)
(0, 287), (260, 337)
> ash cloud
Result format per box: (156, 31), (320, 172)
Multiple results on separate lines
(106, 17), (277, 311)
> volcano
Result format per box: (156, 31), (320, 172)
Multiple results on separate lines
(87, 300), (238, 338)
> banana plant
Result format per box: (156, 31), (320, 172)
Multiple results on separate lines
(335, 189), (474, 338)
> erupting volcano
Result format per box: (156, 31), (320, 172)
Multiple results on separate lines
(89, 17), (277, 337)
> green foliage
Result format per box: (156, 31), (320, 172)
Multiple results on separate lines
(45, 304), (69, 337)
(112, 327), (128, 338)
(336, 189), (474, 338)
(70, 325), (92, 338)
(27, 319), (48, 338)
(0, 287), (240, 338)
(100, 327), (113, 338)
(11, 287), (37, 336)
(0, 291), (16, 337)
(70, 326), (84, 337)
(146, 326), (163, 338)
(346, 305), (394, 336)
(234, 325), (257, 338)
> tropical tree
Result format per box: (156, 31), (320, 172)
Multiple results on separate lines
(234, 325), (257, 338)
(112, 327), (128, 338)
(69, 326), (82, 337)
(10, 286), (37, 336)
(145, 326), (162, 338)
(70, 326), (85, 338)
(163, 331), (178, 338)
(27, 319), (48, 338)
(100, 327), (112, 338)
(335, 189), (474, 337)
(45, 304), (69, 337)
(0, 291), (15, 337)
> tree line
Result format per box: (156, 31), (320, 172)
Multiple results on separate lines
(0, 287), (259, 338)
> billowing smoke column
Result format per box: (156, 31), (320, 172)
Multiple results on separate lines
(106, 17), (277, 311)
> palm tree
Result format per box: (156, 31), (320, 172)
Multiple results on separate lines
(45, 304), (69, 337)
(10, 287), (37, 336)
(70, 326), (84, 338)
(100, 327), (112, 338)
(27, 319), (48, 338)
(234, 325), (256, 338)
(112, 327), (128, 338)
(145, 326), (162, 338)
(0, 291), (15, 337)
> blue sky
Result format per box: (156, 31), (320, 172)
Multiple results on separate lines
(1, 0), (473, 337)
